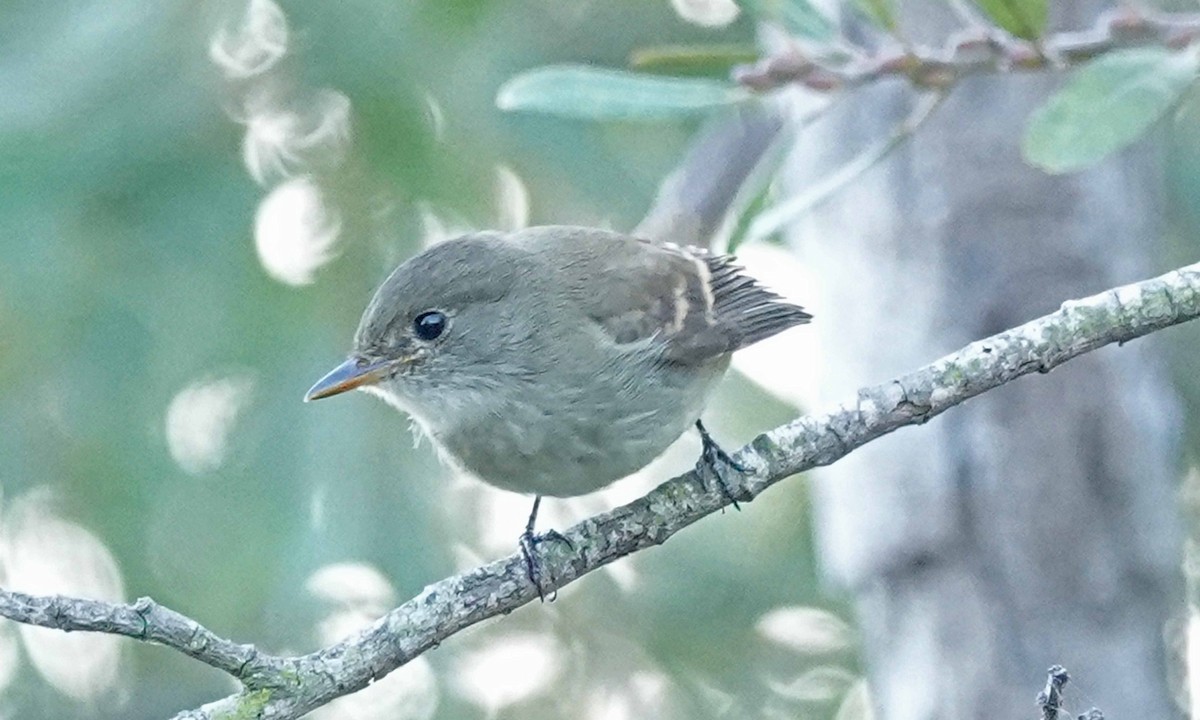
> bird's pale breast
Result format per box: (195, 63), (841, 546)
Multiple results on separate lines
(421, 353), (729, 497)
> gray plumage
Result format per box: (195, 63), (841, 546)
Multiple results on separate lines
(344, 225), (810, 497)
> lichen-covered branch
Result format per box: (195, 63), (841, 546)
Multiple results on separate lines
(0, 260), (1198, 719)
(735, 9), (1200, 92)
(0, 592), (278, 683)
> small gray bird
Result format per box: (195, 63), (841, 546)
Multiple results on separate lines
(306, 226), (810, 590)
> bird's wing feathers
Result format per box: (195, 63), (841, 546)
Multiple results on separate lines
(521, 228), (811, 364)
(699, 251), (813, 350)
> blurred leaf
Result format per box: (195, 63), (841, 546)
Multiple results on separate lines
(853, 0), (896, 31)
(728, 182), (778, 252)
(1023, 47), (1200, 174)
(493, 164), (529, 231)
(745, 91), (944, 242)
(833, 680), (873, 720)
(756, 606), (855, 655)
(629, 43), (760, 77)
(496, 65), (751, 121)
(767, 666), (858, 702)
(972, 0), (1047, 40)
(742, 0), (836, 40)
(725, 95), (834, 252)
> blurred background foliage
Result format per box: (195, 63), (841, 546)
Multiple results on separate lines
(6, 0), (1200, 716)
(0, 0), (855, 718)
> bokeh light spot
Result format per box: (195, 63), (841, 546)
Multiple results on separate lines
(254, 176), (342, 285)
(165, 375), (254, 475)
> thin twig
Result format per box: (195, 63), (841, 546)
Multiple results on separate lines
(0, 592), (283, 685)
(734, 9), (1200, 93)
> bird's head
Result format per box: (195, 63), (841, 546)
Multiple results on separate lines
(304, 234), (537, 417)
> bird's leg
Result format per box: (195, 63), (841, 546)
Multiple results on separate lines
(694, 419), (748, 510)
(518, 495), (574, 602)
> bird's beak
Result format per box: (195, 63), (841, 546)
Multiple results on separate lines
(304, 357), (392, 402)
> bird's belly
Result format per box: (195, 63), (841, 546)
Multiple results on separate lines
(449, 417), (685, 497)
(434, 362), (726, 497)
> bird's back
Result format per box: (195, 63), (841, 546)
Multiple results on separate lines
(512, 227), (809, 358)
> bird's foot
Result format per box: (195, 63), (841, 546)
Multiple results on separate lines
(519, 529), (574, 602)
(694, 419), (748, 511)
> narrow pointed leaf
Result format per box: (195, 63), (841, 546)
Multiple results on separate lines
(629, 43), (760, 76)
(1023, 47), (1200, 174)
(854, 0), (896, 31)
(973, 0), (1047, 40)
(496, 65), (750, 121)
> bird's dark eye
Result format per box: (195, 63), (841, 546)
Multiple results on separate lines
(413, 310), (447, 341)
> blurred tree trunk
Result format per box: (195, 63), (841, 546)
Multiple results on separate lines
(783, 1), (1185, 717)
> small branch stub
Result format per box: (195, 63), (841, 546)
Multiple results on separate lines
(1037, 665), (1070, 720)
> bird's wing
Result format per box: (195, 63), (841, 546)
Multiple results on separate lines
(519, 227), (811, 364)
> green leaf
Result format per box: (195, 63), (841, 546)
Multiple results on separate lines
(853, 0), (896, 31)
(742, 0), (836, 40)
(629, 43), (760, 77)
(1023, 47), (1200, 174)
(972, 0), (1047, 41)
(727, 181), (779, 252)
(496, 65), (751, 121)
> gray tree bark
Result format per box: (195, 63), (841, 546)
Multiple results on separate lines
(785, 2), (1185, 717)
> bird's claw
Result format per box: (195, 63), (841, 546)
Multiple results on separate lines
(694, 420), (747, 510)
(519, 529), (573, 602)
